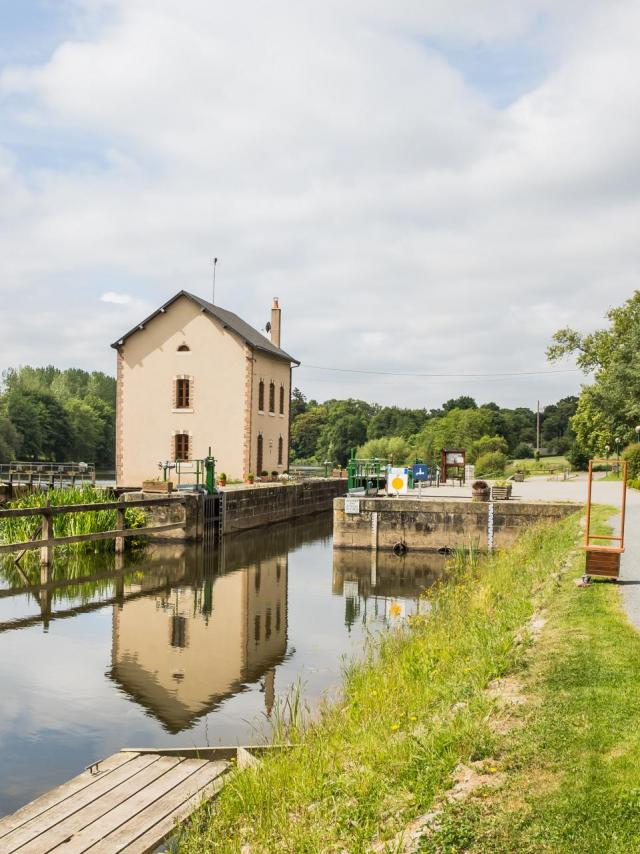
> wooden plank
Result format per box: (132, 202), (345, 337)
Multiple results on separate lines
(0, 498), (185, 520)
(0, 753), (137, 841)
(84, 761), (229, 853)
(0, 523), (185, 555)
(1, 756), (161, 853)
(42, 759), (209, 854)
(13, 757), (182, 854)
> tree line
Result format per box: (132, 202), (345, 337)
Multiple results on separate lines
(290, 389), (578, 472)
(0, 366), (116, 468)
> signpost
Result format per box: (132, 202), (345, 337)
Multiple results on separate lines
(412, 463), (433, 497)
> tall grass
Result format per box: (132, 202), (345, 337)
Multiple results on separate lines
(0, 486), (146, 568)
(178, 514), (582, 853)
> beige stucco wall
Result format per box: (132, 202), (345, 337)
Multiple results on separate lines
(117, 295), (247, 486)
(250, 351), (291, 475)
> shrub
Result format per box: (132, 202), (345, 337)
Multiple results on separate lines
(471, 435), (508, 461)
(567, 441), (590, 471)
(629, 479), (640, 490)
(513, 442), (534, 459)
(622, 443), (640, 480)
(474, 451), (507, 477)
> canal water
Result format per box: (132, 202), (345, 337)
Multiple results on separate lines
(0, 514), (445, 816)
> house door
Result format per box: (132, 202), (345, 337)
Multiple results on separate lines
(257, 434), (263, 474)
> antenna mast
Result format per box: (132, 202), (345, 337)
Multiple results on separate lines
(212, 257), (218, 303)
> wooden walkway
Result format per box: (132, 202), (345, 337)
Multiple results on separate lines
(0, 746), (261, 853)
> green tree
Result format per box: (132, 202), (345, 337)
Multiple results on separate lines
(442, 396), (477, 412)
(290, 407), (328, 460)
(548, 291), (640, 454)
(410, 408), (494, 463)
(0, 413), (20, 462)
(290, 387), (308, 420)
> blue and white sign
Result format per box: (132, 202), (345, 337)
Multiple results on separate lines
(412, 464), (431, 482)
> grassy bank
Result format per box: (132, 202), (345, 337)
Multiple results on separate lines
(422, 511), (640, 853)
(179, 513), (586, 853)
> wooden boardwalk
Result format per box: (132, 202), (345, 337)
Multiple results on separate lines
(0, 746), (260, 853)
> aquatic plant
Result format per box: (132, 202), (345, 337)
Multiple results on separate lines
(0, 486), (147, 563)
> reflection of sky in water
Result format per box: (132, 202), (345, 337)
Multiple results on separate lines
(0, 517), (444, 815)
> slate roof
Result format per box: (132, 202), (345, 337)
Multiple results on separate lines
(111, 290), (299, 364)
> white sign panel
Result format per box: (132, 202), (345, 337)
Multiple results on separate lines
(344, 498), (361, 514)
(387, 467), (409, 495)
(343, 580), (359, 598)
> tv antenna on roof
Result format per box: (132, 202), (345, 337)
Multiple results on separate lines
(212, 257), (218, 304)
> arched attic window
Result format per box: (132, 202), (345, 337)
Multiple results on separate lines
(177, 344), (190, 352)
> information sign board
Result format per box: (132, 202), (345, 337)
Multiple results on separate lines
(344, 497), (361, 514)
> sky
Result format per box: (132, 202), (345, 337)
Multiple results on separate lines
(1, 0), (639, 410)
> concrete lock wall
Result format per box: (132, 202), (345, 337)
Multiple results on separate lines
(223, 479), (347, 535)
(333, 497), (582, 552)
(129, 479), (347, 541)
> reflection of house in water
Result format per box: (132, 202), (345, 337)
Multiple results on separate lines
(332, 550), (446, 630)
(110, 545), (288, 733)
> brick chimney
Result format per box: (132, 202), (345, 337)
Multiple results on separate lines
(270, 297), (281, 348)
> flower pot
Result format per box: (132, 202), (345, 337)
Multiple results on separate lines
(491, 486), (511, 500)
(142, 480), (173, 493)
(472, 488), (490, 502)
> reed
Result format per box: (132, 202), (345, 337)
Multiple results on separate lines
(0, 486), (147, 567)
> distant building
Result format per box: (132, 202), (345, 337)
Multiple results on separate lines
(112, 291), (299, 486)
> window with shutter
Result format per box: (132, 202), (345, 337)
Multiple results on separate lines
(258, 380), (265, 412)
(279, 385), (285, 415)
(269, 382), (275, 413)
(278, 436), (284, 466)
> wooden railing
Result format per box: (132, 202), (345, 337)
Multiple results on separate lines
(0, 497), (187, 566)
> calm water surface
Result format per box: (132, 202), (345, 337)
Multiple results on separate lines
(0, 514), (445, 815)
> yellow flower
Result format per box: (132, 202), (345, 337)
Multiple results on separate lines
(389, 601), (402, 618)
(410, 715), (418, 722)
(391, 723), (400, 732)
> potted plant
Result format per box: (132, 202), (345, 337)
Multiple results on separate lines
(247, 472), (255, 484)
(271, 470), (279, 481)
(142, 477), (173, 494)
(260, 470), (269, 481)
(218, 472), (227, 487)
(492, 480), (512, 500)
(471, 480), (490, 502)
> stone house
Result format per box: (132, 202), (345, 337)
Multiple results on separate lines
(112, 291), (298, 487)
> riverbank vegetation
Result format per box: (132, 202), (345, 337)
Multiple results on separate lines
(178, 510), (596, 853)
(0, 486), (146, 567)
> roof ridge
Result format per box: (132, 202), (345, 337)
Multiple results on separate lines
(111, 291), (299, 364)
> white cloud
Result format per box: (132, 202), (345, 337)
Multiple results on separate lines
(0, 0), (638, 407)
(100, 291), (132, 304)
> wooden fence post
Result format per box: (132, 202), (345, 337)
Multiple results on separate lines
(115, 498), (125, 555)
(40, 503), (52, 567)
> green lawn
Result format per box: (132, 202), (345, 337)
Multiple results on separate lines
(178, 513), (589, 853)
(507, 456), (569, 476)
(421, 511), (640, 853)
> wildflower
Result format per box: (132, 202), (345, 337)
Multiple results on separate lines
(389, 601), (402, 618)
(410, 715), (418, 722)
(390, 723), (400, 732)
